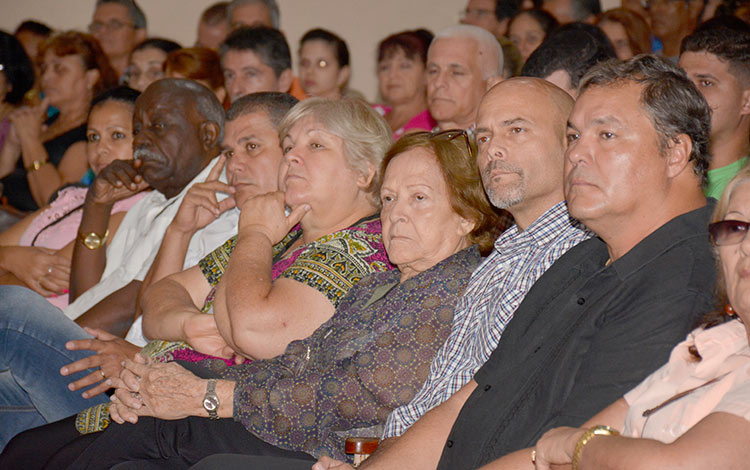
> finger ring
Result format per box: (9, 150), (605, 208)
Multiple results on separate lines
(48, 266), (53, 274)
(100, 369), (106, 379)
(531, 449), (536, 464)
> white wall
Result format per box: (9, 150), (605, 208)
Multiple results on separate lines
(0, 0), (618, 101)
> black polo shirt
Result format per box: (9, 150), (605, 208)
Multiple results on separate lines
(437, 204), (717, 469)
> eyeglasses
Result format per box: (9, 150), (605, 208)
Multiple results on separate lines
(708, 220), (750, 246)
(413, 129), (475, 159)
(88, 19), (134, 34)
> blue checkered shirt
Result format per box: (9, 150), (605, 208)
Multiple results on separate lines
(383, 201), (592, 438)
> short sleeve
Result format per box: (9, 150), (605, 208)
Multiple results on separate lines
(198, 235), (237, 287)
(278, 230), (388, 308)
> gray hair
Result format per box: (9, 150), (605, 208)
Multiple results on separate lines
(579, 55), (711, 185)
(95, 0), (147, 29)
(432, 24), (503, 79)
(161, 78), (226, 142)
(278, 98), (393, 207)
(227, 0), (280, 29)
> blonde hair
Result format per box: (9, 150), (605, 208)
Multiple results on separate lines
(279, 98), (393, 206)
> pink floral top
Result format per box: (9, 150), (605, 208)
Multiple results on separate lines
(18, 186), (148, 309)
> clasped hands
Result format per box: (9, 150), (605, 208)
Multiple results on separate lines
(107, 353), (206, 424)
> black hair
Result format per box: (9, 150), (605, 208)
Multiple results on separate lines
(681, 15), (750, 85)
(91, 85), (140, 110)
(220, 26), (291, 77)
(226, 91), (298, 128)
(14, 20), (53, 37)
(521, 22), (616, 89)
(496, 0), (524, 20)
(580, 55), (711, 185)
(300, 28), (349, 67)
(133, 38), (182, 55)
(511, 9), (559, 36)
(0, 31), (34, 105)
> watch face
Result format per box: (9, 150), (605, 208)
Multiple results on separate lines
(203, 397), (219, 411)
(84, 233), (102, 249)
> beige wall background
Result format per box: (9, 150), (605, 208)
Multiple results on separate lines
(1, 0), (618, 102)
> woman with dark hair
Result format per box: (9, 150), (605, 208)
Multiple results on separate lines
(0, 31), (118, 213)
(126, 38), (181, 92)
(0, 86), (145, 308)
(373, 29), (437, 139)
(165, 47), (226, 104)
(597, 8), (652, 60)
(508, 9), (559, 63)
(0, 31), (35, 153)
(298, 28), (351, 100)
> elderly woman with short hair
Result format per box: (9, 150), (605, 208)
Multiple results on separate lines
(14, 129), (505, 469)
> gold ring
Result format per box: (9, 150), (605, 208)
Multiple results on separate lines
(100, 369), (106, 379)
(531, 449), (536, 464)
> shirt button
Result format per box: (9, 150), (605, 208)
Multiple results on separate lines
(577, 297), (585, 305)
(446, 440), (454, 448)
(484, 384), (491, 391)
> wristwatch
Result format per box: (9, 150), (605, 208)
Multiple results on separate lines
(203, 379), (220, 419)
(77, 229), (109, 250)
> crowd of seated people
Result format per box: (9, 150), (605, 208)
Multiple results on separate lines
(0, 0), (748, 468)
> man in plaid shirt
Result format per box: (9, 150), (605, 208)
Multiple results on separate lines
(383, 78), (590, 439)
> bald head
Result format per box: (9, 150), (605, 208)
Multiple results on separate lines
(475, 77), (574, 228)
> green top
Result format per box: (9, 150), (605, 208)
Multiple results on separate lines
(705, 156), (748, 200)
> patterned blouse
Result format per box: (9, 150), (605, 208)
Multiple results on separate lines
(75, 215), (391, 434)
(213, 246), (481, 460)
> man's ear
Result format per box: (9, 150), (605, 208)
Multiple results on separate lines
(665, 133), (693, 179)
(199, 121), (221, 150)
(336, 65), (351, 88)
(740, 87), (750, 117)
(277, 68), (293, 93)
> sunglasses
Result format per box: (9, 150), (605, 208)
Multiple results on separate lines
(708, 220), (750, 246)
(413, 129), (474, 158)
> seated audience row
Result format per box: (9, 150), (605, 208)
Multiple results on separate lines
(0, 0), (748, 468)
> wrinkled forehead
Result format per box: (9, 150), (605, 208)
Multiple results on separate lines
(427, 37), (480, 68)
(135, 85), (194, 118)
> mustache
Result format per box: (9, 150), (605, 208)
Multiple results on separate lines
(133, 147), (163, 162)
(482, 159), (523, 176)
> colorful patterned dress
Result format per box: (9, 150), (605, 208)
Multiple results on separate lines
(76, 215), (391, 433)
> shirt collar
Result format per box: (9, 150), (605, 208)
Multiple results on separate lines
(494, 201), (584, 252)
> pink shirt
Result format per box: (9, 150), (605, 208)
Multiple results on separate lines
(19, 186), (148, 309)
(372, 105), (436, 140)
(623, 319), (750, 443)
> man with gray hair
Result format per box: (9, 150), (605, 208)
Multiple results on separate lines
(89, 0), (147, 78)
(427, 24), (503, 131)
(227, 0), (280, 30)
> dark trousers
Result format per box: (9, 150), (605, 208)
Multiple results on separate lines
(1, 415), (316, 469)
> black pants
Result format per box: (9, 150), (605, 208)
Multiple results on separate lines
(1, 415), (316, 469)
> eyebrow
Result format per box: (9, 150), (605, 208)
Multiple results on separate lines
(694, 73), (718, 81)
(502, 117), (531, 127)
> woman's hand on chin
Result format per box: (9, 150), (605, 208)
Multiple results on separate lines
(237, 191), (310, 244)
